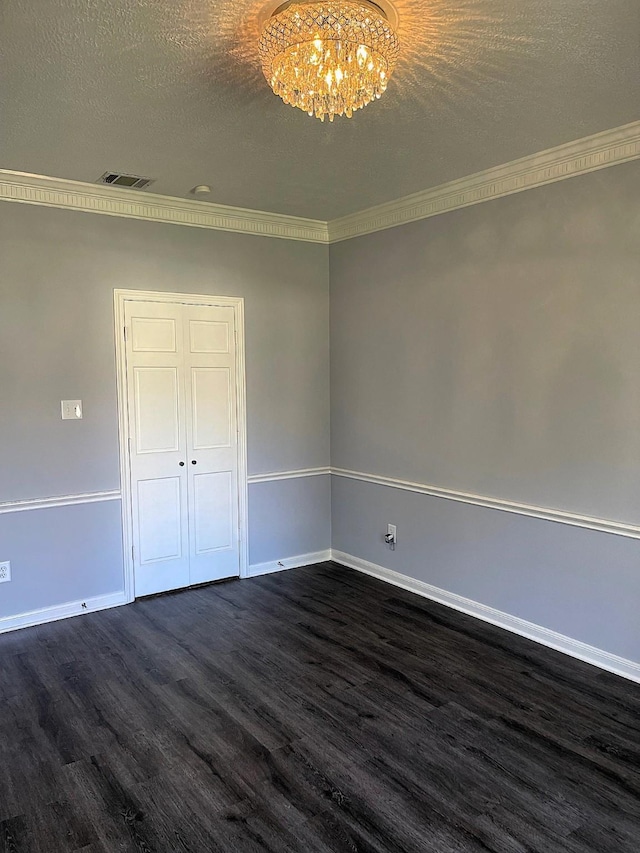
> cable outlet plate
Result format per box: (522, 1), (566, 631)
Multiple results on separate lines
(0, 562), (11, 583)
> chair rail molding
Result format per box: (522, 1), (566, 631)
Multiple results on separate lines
(328, 120), (640, 241)
(0, 490), (121, 515)
(0, 467), (330, 514)
(0, 169), (329, 244)
(331, 468), (640, 540)
(248, 467), (331, 484)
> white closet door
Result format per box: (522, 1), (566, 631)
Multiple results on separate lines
(183, 305), (240, 584)
(125, 301), (190, 596)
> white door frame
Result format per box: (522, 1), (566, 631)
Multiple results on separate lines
(114, 288), (249, 602)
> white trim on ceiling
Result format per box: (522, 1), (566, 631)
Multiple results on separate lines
(328, 120), (640, 241)
(0, 122), (638, 243)
(0, 169), (330, 244)
(332, 550), (640, 684)
(332, 467), (640, 540)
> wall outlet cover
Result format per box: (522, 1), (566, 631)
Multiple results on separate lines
(0, 562), (11, 583)
(61, 400), (83, 419)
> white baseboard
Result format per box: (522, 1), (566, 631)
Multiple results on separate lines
(0, 590), (128, 635)
(331, 550), (640, 685)
(248, 549), (332, 578)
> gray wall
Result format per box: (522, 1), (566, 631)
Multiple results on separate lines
(249, 476), (331, 565)
(2, 161), (638, 663)
(330, 162), (640, 661)
(0, 501), (124, 617)
(331, 477), (640, 661)
(0, 202), (330, 618)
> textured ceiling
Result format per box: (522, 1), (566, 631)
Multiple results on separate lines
(0, 0), (638, 219)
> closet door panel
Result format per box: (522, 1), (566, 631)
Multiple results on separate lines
(184, 305), (240, 584)
(191, 368), (232, 450)
(125, 301), (190, 596)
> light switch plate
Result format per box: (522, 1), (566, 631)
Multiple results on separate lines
(61, 400), (83, 419)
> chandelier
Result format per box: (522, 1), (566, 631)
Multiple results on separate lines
(259, 0), (400, 122)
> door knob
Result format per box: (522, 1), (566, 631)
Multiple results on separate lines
(191, 460), (197, 465)
(179, 461), (185, 467)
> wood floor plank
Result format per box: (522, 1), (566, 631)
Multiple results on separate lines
(0, 561), (639, 851)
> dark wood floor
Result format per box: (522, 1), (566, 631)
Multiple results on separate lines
(1, 562), (639, 852)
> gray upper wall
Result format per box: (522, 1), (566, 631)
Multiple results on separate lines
(0, 203), (330, 503)
(330, 161), (640, 525)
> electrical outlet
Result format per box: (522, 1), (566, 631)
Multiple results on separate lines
(385, 524), (397, 547)
(0, 561), (11, 583)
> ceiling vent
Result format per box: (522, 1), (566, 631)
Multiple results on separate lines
(97, 172), (154, 190)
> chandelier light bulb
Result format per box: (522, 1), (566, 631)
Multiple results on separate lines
(259, 0), (400, 122)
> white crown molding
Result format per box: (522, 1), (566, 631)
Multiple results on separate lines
(328, 121), (640, 242)
(0, 169), (329, 244)
(0, 590), (127, 635)
(1, 123), (638, 244)
(332, 467), (640, 540)
(0, 489), (121, 515)
(248, 466), (331, 484)
(331, 550), (640, 684)
(248, 549), (332, 577)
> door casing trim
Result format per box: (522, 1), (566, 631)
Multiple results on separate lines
(114, 288), (249, 602)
